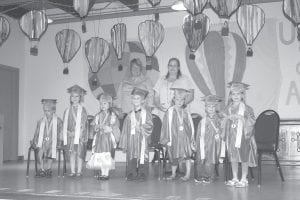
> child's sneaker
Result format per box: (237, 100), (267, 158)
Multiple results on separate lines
(226, 178), (239, 186)
(235, 179), (248, 188)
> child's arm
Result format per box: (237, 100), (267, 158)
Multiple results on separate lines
(80, 107), (88, 143)
(31, 120), (41, 148)
(160, 110), (171, 146)
(244, 106), (256, 139)
(119, 115), (130, 152)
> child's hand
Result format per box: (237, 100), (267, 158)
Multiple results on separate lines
(191, 140), (196, 151)
(94, 124), (101, 132)
(215, 134), (220, 140)
(103, 126), (112, 133)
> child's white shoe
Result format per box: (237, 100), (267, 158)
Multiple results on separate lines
(226, 179), (239, 186)
(235, 179), (248, 188)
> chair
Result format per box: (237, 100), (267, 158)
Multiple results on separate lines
(26, 142), (67, 178)
(148, 114), (165, 180)
(86, 115), (95, 151)
(254, 109), (284, 186)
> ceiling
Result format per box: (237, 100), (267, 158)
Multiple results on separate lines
(0, 0), (282, 25)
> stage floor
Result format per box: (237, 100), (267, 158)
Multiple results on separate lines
(0, 161), (299, 200)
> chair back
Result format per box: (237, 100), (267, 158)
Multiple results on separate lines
(150, 114), (162, 147)
(254, 110), (280, 151)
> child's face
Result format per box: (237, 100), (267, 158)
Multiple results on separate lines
(131, 64), (142, 77)
(206, 104), (216, 115)
(230, 91), (243, 103)
(174, 97), (185, 107)
(100, 101), (109, 111)
(43, 107), (54, 118)
(132, 94), (144, 107)
(70, 93), (80, 104)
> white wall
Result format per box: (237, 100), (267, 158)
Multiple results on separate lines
(0, 16), (26, 157)
(1, 2), (299, 158)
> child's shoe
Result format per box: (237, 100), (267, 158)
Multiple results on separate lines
(226, 178), (239, 186)
(235, 179), (248, 188)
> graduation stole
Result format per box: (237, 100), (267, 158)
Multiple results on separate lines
(229, 102), (245, 148)
(168, 106), (194, 147)
(199, 116), (219, 160)
(130, 108), (146, 164)
(92, 112), (117, 153)
(37, 115), (57, 158)
(63, 105), (82, 145)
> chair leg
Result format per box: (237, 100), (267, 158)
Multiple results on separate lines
(258, 152), (262, 186)
(34, 149), (38, 175)
(249, 167), (254, 180)
(215, 163), (219, 177)
(26, 147), (32, 178)
(162, 148), (166, 179)
(157, 149), (162, 180)
(58, 149), (61, 177)
(273, 151), (284, 182)
(63, 150), (67, 177)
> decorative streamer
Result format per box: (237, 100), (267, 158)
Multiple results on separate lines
(0, 16), (10, 47)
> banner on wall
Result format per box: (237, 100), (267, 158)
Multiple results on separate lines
(88, 17), (300, 119)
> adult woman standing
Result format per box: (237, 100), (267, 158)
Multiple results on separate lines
(116, 58), (154, 114)
(153, 57), (195, 120)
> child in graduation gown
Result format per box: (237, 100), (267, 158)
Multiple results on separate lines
(194, 95), (222, 184)
(160, 88), (195, 181)
(32, 99), (63, 177)
(222, 82), (257, 188)
(91, 93), (120, 180)
(62, 85), (88, 177)
(119, 87), (153, 181)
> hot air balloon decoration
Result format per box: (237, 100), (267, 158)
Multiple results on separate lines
(182, 13), (210, 60)
(0, 16), (10, 47)
(283, 0), (300, 41)
(73, 0), (95, 33)
(55, 29), (81, 74)
(138, 20), (165, 70)
(236, 5), (265, 57)
(19, 10), (48, 56)
(209, 0), (242, 36)
(111, 23), (127, 71)
(85, 37), (110, 86)
(183, 0), (208, 16)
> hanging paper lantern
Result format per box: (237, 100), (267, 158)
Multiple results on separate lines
(182, 13), (210, 60)
(138, 20), (164, 70)
(0, 16), (10, 47)
(55, 29), (81, 74)
(111, 23), (127, 71)
(183, 0), (208, 16)
(209, 0), (242, 36)
(85, 37), (110, 85)
(19, 10), (48, 56)
(283, 0), (300, 41)
(236, 5), (265, 57)
(73, 0), (94, 33)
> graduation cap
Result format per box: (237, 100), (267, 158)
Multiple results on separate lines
(41, 99), (57, 110)
(228, 81), (249, 93)
(131, 87), (149, 99)
(202, 95), (222, 106)
(67, 84), (87, 96)
(171, 87), (189, 100)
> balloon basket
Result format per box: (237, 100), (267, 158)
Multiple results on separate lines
(82, 21), (87, 33)
(63, 67), (69, 75)
(118, 64), (123, 71)
(146, 56), (152, 70)
(155, 13), (159, 21)
(221, 26), (229, 36)
(246, 48), (253, 57)
(91, 78), (98, 86)
(189, 54), (195, 60)
(30, 47), (38, 56)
